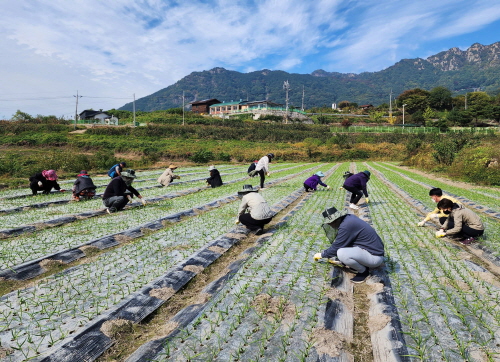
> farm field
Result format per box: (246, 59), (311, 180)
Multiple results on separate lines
(0, 162), (499, 361)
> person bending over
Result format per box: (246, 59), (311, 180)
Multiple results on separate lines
(314, 206), (385, 283)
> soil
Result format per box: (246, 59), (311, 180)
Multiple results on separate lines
(39, 259), (64, 270)
(312, 327), (348, 358)
(326, 288), (354, 313)
(101, 319), (133, 338)
(183, 265), (204, 274)
(149, 287), (176, 301)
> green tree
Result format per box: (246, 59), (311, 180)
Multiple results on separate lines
(422, 106), (436, 125)
(467, 92), (492, 125)
(12, 110), (33, 121)
(428, 86), (452, 110)
(397, 88), (430, 114)
(490, 105), (500, 125)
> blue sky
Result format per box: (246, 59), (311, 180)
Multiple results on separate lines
(1, 0), (500, 118)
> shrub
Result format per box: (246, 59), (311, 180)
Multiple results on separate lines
(191, 149), (214, 163)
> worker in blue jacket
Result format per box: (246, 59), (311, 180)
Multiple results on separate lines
(342, 170), (370, 210)
(314, 206), (385, 283)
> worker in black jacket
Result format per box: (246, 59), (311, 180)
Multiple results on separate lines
(102, 169), (145, 213)
(29, 170), (64, 195)
(206, 165), (223, 188)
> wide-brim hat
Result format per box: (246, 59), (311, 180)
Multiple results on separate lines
(322, 206), (348, 222)
(168, 164), (178, 169)
(208, 165), (215, 171)
(315, 171), (325, 177)
(121, 169), (136, 179)
(237, 184), (258, 195)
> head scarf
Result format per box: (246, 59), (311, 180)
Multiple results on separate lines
(42, 170), (58, 181)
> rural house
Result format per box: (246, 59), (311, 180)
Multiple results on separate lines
(189, 99), (221, 114)
(78, 109), (118, 125)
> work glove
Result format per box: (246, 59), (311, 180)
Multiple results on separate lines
(267, 172), (270, 177)
(435, 229), (446, 238)
(38, 181), (43, 187)
(327, 258), (344, 267)
(59, 189), (66, 192)
(234, 218), (240, 224)
(314, 253), (323, 261)
(365, 197), (369, 203)
(326, 185), (331, 190)
(417, 220), (426, 227)
(338, 186), (344, 190)
(140, 198), (146, 206)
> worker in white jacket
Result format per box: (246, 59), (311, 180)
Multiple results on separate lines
(255, 153), (274, 189)
(236, 185), (274, 235)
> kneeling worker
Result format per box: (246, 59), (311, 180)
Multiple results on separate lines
(236, 185), (274, 235)
(417, 188), (462, 227)
(103, 169), (145, 213)
(314, 206), (385, 283)
(435, 198), (484, 245)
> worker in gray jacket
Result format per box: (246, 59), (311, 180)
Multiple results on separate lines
(314, 206), (385, 283)
(435, 198), (484, 244)
(236, 185), (274, 235)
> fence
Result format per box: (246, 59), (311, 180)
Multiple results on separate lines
(329, 126), (498, 134)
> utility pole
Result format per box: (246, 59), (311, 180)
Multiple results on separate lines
(73, 91), (82, 130)
(301, 85), (305, 111)
(133, 93), (136, 127)
(283, 80), (290, 124)
(465, 93), (467, 110)
(182, 91), (185, 126)
(389, 89), (393, 122)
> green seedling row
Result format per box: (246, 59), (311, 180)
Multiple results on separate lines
(0, 164), (334, 361)
(0, 164), (320, 270)
(359, 162), (500, 361)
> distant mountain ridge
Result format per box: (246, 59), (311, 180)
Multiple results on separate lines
(119, 42), (500, 111)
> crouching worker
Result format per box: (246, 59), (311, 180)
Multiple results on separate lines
(304, 171), (330, 192)
(72, 170), (96, 201)
(417, 188), (462, 227)
(102, 169), (145, 213)
(206, 165), (223, 188)
(29, 170), (65, 195)
(236, 185), (274, 235)
(158, 164), (180, 187)
(435, 198), (484, 245)
(314, 206), (385, 283)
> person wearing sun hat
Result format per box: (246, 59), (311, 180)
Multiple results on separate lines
(314, 205), (385, 283)
(303, 171), (330, 192)
(71, 170), (97, 201)
(206, 165), (223, 188)
(235, 184), (274, 235)
(157, 164), (181, 186)
(342, 170), (371, 210)
(103, 169), (145, 213)
(29, 169), (65, 195)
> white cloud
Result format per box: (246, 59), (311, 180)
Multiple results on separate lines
(1, 0), (500, 117)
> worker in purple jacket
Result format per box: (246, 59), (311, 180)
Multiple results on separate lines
(304, 171), (330, 192)
(342, 170), (370, 210)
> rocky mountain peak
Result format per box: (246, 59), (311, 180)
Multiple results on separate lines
(427, 42), (500, 71)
